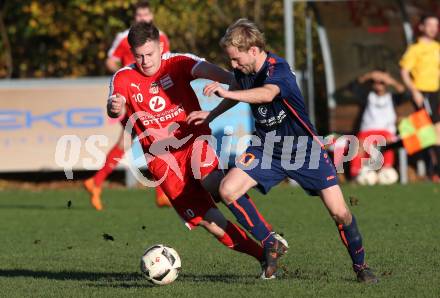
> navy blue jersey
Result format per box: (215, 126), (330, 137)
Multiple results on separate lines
(234, 52), (320, 158)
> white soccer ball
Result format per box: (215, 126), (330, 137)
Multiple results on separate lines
(140, 244), (181, 285)
(377, 167), (399, 185)
(356, 168), (378, 185)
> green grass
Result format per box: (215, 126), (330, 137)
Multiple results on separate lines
(0, 183), (439, 297)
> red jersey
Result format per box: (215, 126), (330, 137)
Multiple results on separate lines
(109, 53), (211, 152)
(107, 29), (170, 67)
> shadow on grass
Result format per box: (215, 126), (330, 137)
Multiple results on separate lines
(0, 268), (319, 287)
(0, 269), (260, 282)
(0, 269), (142, 281)
(0, 269), (155, 288)
(179, 273), (260, 284)
(0, 269), (275, 286)
(85, 273), (262, 289)
(86, 282), (154, 289)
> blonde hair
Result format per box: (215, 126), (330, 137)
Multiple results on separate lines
(220, 18), (265, 52)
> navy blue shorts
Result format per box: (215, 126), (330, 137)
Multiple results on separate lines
(236, 145), (338, 196)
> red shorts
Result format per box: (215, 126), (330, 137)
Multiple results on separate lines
(147, 139), (219, 229)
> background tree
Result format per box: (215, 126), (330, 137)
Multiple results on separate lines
(0, 0), (308, 78)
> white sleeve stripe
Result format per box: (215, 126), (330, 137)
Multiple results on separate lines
(161, 52), (206, 78)
(108, 76), (115, 98)
(161, 52), (205, 62)
(107, 30), (129, 58)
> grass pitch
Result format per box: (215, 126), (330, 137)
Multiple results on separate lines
(0, 183), (439, 297)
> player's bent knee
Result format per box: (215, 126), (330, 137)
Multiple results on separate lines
(200, 171), (223, 202)
(219, 179), (241, 203)
(333, 208), (352, 225)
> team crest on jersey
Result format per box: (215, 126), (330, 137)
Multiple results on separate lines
(149, 96), (166, 112)
(149, 82), (159, 94)
(258, 106), (268, 116)
(159, 74), (174, 90)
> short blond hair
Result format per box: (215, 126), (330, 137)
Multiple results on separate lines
(220, 18), (265, 52)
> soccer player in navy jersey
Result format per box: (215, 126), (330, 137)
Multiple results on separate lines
(187, 18), (378, 283)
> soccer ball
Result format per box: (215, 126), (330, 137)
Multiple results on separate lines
(356, 167), (378, 185)
(140, 244), (181, 285)
(377, 167), (399, 185)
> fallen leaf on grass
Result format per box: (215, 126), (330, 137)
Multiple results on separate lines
(381, 270), (393, 276)
(103, 233), (114, 241)
(349, 196), (359, 206)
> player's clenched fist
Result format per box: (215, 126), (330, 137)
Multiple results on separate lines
(107, 93), (125, 118)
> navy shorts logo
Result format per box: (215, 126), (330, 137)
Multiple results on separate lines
(239, 153), (255, 167)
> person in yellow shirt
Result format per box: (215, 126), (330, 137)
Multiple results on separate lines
(400, 13), (440, 182)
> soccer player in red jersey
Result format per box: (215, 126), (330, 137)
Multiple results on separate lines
(108, 21), (287, 278)
(84, 1), (171, 210)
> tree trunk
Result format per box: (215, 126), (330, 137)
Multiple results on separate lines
(0, 8), (12, 78)
(254, 0), (262, 27)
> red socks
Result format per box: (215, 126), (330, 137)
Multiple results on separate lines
(94, 145), (124, 187)
(217, 221), (264, 261)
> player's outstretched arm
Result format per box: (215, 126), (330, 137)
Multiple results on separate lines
(187, 74), (242, 125)
(106, 57), (121, 73)
(205, 81), (280, 104)
(192, 61), (235, 85)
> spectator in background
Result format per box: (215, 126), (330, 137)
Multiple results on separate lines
(84, 1), (171, 210)
(400, 13), (440, 182)
(106, 1), (170, 72)
(350, 70), (406, 179)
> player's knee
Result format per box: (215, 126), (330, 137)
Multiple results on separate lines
(198, 211), (226, 238)
(219, 179), (240, 203)
(332, 208), (352, 225)
(204, 208), (227, 230)
(200, 171), (223, 202)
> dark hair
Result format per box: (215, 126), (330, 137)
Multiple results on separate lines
(134, 0), (151, 13)
(128, 22), (160, 48)
(420, 13), (438, 25)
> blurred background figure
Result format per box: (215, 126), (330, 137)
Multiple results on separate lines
(349, 70), (406, 183)
(106, 0), (170, 72)
(400, 13), (440, 183)
(84, 0), (171, 210)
